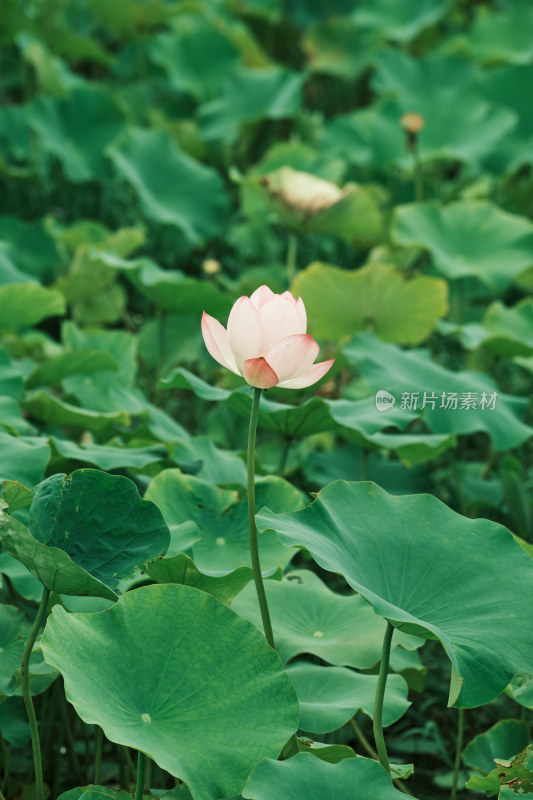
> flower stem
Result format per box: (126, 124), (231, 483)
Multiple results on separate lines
(135, 751), (146, 800)
(21, 587), (50, 800)
(94, 726), (103, 784)
(373, 621), (394, 775)
(247, 387), (275, 649)
(450, 708), (465, 800)
(277, 438), (292, 477)
(350, 717), (378, 759)
(286, 232), (298, 284)
(413, 142), (423, 203)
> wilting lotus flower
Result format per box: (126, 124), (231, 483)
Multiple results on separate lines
(202, 286), (334, 390)
(260, 167), (353, 228)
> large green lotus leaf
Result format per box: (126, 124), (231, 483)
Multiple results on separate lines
(150, 14), (240, 101)
(372, 49), (479, 105)
(243, 753), (418, 800)
(2, 480), (33, 513)
(17, 33), (81, 98)
(198, 67), (304, 143)
(292, 261), (448, 344)
(0, 512), (118, 600)
(352, 0), (447, 42)
(507, 675), (533, 710)
(322, 92), (514, 171)
(146, 552), (253, 604)
(466, 0), (533, 65)
(0, 433), (50, 486)
(286, 662), (410, 733)
(24, 391), (130, 431)
(160, 369), (451, 464)
(303, 20), (380, 80)
(108, 128), (229, 246)
(61, 322), (147, 415)
(115, 255), (231, 316)
(88, 0), (176, 36)
(0, 697), (30, 747)
(169, 436), (246, 486)
(145, 470), (303, 575)
(392, 202), (533, 293)
(158, 368), (335, 436)
(231, 570), (422, 668)
(344, 333), (532, 451)
(41, 583), (299, 799)
(257, 481), (533, 707)
(477, 63), (533, 173)
(467, 746), (533, 797)
(25, 350), (118, 389)
(0, 105), (32, 166)
(50, 437), (167, 472)
(463, 719), (530, 775)
(57, 789), (133, 800)
(30, 85), (124, 182)
(0, 604), (58, 697)
(480, 300), (533, 357)
(0, 550), (42, 601)
(29, 470), (169, 592)
(0, 283), (65, 331)
(0, 604), (31, 694)
(0, 215), (59, 283)
(0, 242), (32, 285)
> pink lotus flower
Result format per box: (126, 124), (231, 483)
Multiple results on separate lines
(202, 286), (334, 390)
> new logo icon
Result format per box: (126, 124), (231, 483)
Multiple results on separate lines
(375, 390), (396, 412)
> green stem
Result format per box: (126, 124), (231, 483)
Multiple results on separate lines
(350, 717), (378, 759)
(21, 587), (50, 800)
(413, 143), (423, 203)
(373, 622), (394, 775)
(450, 708), (465, 800)
(286, 232), (298, 284)
(247, 387), (275, 649)
(135, 751), (146, 800)
(94, 726), (103, 784)
(277, 438), (292, 477)
(59, 687), (82, 783)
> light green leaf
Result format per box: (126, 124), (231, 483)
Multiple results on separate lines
(286, 661), (410, 732)
(466, 0), (533, 65)
(352, 0), (447, 42)
(108, 128), (230, 245)
(149, 14), (240, 101)
(292, 261), (448, 343)
(146, 552), (253, 604)
(257, 481), (533, 707)
(243, 753), (419, 800)
(145, 471), (304, 575)
(30, 84), (124, 182)
(42, 583), (299, 799)
(25, 350), (118, 389)
(463, 719), (530, 775)
(0, 283), (65, 331)
(231, 570), (422, 668)
(24, 391), (130, 431)
(392, 202), (533, 293)
(198, 67), (304, 143)
(344, 333), (532, 451)
(50, 437), (167, 471)
(0, 433), (50, 487)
